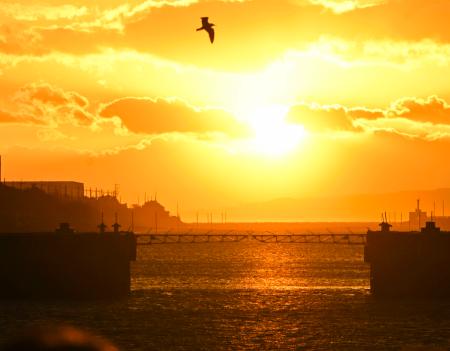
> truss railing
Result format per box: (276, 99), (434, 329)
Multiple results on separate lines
(136, 231), (367, 246)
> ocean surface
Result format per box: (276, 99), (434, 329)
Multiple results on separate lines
(1, 243), (450, 350)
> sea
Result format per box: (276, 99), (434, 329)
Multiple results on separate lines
(1, 242), (450, 350)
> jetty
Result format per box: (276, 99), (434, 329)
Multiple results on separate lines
(365, 220), (450, 297)
(0, 223), (136, 299)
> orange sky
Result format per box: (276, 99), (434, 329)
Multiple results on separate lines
(1, 0), (450, 220)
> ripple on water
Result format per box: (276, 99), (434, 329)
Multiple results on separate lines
(0, 243), (450, 350)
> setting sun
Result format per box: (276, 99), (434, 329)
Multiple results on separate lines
(2, 1), (450, 348)
(0, 0), (449, 220)
(235, 104), (308, 157)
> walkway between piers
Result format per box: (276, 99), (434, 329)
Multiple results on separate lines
(136, 232), (367, 245)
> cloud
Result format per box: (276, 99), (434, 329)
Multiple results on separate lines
(354, 116), (450, 141)
(0, 109), (22, 123)
(0, 4), (89, 22)
(0, 0), (449, 87)
(287, 96), (450, 141)
(10, 0), (450, 66)
(18, 82), (88, 108)
(0, 0), (202, 59)
(0, 1), (200, 31)
(0, 82), (251, 158)
(0, 23), (42, 55)
(388, 96), (450, 125)
(353, 95), (450, 127)
(100, 97), (250, 137)
(301, 37), (450, 66)
(0, 83), (157, 155)
(306, 0), (385, 13)
(351, 96), (450, 140)
(3, 35), (450, 113)
(0, 108), (45, 125)
(347, 108), (384, 120)
(13, 83), (94, 126)
(286, 103), (360, 132)
(3, 1), (450, 110)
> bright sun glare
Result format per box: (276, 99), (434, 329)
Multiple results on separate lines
(236, 104), (308, 157)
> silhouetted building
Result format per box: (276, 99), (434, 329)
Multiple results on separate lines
(4, 181), (84, 200)
(132, 200), (182, 232)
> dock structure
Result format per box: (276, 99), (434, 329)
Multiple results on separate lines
(0, 225), (136, 299)
(365, 220), (450, 297)
(136, 232), (367, 245)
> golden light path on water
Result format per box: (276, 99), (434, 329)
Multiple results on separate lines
(132, 242), (369, 291)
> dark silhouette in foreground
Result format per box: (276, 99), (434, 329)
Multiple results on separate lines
(0, 224), (136, 299)
(365, 216), (450, 298)
(196, 17), (215, 43)
(1, 326), (118, 351)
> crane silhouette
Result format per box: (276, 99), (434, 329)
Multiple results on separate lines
(196, 17), (215, 44)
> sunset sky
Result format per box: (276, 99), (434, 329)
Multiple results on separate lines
(1, 0), (450, 220)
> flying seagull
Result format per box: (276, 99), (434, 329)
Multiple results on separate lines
(196, 17), (215, 44)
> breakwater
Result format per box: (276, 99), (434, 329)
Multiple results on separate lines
(0, 230), (136, 299)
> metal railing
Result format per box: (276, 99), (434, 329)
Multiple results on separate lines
(136, 231), (367, 245)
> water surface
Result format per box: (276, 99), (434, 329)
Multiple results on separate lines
(1, 243), (450, 350)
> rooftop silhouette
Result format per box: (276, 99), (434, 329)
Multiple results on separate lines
(0, 183), (182, 233)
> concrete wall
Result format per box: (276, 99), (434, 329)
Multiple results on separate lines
(0, 232), (136, 299)
(365, 231), (450, 297)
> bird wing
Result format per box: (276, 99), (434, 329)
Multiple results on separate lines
(207, 27), (214, 43)
(201, 17), (209, 26)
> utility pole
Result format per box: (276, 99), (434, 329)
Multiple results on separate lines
(131, 210), (134, 233)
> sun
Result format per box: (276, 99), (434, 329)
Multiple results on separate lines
(235, 104), (308, 157)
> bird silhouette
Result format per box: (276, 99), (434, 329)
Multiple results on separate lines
(196, 17), (215, 44)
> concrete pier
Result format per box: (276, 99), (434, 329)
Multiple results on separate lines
(0, 231), (136, 299)
(365, 222), (450, 297)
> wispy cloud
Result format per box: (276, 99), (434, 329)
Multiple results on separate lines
(307, 0), (385, 13)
